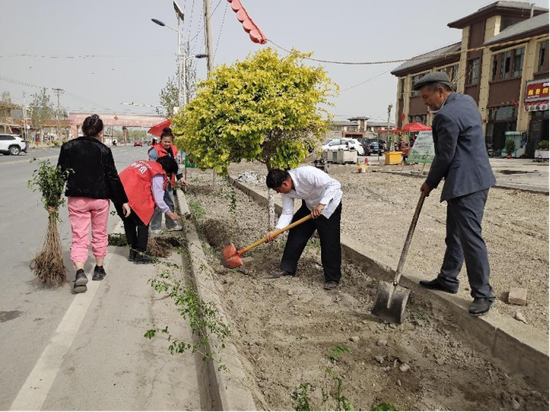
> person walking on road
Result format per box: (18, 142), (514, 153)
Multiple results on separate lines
(265, 166), (343, 290)
(57, 114), (130, 294)
(413, 72), (496, 316)
(148, 127), (187, 234)
(117, 156), (181, 264)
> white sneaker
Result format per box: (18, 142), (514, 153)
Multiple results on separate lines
(150, 229), (161, 235)
(168, 224), (183, 231)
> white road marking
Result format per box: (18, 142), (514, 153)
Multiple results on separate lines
(9, 222), (123, 411)
(0, 155), (58, 166)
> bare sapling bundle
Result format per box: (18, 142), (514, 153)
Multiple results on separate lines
(28, 159), (72, 286)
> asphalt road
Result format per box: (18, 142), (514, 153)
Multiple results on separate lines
(0, 145), (167, 409)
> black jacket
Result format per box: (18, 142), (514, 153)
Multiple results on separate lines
(57, 136), (128, 205)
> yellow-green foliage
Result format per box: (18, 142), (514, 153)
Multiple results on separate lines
(172, 48), (338, 173)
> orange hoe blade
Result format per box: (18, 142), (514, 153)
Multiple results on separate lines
(222, 214), (313, 268)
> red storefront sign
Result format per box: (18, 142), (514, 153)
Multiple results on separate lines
(524, 79), (549, 102)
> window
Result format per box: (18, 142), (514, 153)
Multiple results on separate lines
(467, 58), (481, 85)
(513, 48), (524, 78)
(500, 51), (512, 80)
(492, 55), (499, 81)
(537, 40), (548, 73)
(399, 78), (405, 100)
(409, 114), (427, 125)
(410, 74), (424, 97)
(0, 135), (14, 141)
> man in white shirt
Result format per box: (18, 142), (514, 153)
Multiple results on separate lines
(265, 167), (343, 290)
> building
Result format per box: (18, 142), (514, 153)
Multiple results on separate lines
(391, 1), (549, 157)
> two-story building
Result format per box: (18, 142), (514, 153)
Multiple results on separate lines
(391, 1), (549, 157)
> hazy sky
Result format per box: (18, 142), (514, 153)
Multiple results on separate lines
(1, 0), (548, 123)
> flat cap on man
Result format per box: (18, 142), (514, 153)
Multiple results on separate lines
(413, 72), (452, 90)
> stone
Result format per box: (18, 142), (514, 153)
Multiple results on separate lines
(375, 355), (384, 364)
(287, 290), (293, 296)
(437, 358), (445, 366)
(514, 311), (528, 324)
(241, 256), (254, 263)
(397, 379), (402, 387)
(399, 364), (411, 372)
(376, 339), (388, 347)
(508, 288), (527, 306)
(512, 399), (520, 410)
(350, 336), (360, 343)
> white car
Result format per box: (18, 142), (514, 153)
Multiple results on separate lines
(322, 138), (364, 155)
(0, 134), (28, 156)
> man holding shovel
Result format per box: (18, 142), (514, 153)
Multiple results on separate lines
(265, 167), (342, 290)
(413, 72), (496, 316)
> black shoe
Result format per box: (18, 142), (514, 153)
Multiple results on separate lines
(324, 281), (338, 290)
(128, 249), (137, 262)
(269, 269), (294, 278)
(419, 278), (458, 294)
(134, 251), (153, 265)
(469, 298), (493, 316)
(73, 269), (88, 293)
(92, 265), (106, 281)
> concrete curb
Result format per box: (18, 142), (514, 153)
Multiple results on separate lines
(175, 189), (258, 411)
(228, 176), (549, 396)
(378, 169), (549, 194)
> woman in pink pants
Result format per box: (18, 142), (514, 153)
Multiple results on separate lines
(57, 114), (130, 293)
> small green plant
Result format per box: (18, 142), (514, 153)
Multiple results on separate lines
(327, 345), (350, 362)
(108, 233), (128, 247)
(505, 139), (516, 155)
(537, 140), (549, 151)
(221, 188), (238, 216)
(291, 382), (313, 411)
(373, 402), (397, 411)
(188, 198), (206, 220)
(145, 271), (230, 362)
(27, 158), (71, 212)
(324, 368), (354, 411)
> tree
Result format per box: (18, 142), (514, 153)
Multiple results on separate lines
(29, 88), (54, 142)
(172, 47), (337, 174)
(1, 91), (12, 103)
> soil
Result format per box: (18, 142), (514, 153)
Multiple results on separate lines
(183, 165), (549, 411)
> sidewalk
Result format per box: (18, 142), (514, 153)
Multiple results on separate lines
(10, 228), (203, 411)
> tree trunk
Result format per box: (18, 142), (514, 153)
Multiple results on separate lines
(268, 188), (276, 230)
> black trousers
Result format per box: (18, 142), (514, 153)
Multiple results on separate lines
(115, 204), (149, 252)
(280, 201), (342, 283)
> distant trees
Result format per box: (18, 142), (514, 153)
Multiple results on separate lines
(29, 88), (54, 142)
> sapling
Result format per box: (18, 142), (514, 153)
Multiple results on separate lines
(28, 159), (72, 286)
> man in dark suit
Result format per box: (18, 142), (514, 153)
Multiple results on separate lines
(414, 72), (496, 316)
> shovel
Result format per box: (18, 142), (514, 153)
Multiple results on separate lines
(372, 192), (426, 324)
(222, 214), (313, 269)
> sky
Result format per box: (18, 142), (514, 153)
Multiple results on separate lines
(1, 0), (548, 123)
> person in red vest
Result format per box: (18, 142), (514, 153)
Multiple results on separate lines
(117, 156), (180, 264)
(148, 127), (187, 234)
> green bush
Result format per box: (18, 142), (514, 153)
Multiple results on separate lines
(537, 140), (549, 151)
(505, 139), (516, 155)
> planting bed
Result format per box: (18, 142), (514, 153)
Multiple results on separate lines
(184, 167), (548, 411)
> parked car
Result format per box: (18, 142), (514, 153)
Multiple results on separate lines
(359, 138), (385, 155)
(322, 138), (365, 155)
(0, 134), (28, 156)
(133, 141), (143, 147)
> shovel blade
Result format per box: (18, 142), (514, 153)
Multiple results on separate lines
(371, 280), (411, 324)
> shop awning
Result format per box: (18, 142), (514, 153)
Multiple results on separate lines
(402, 122), (431, 132)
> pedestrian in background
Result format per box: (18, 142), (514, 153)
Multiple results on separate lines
(57, 114), (130, 294)
(414, 72), (496, 316)
(265, 166), (343, 290)
(117, 157), (180, 264)
(148, 127), (187, 234)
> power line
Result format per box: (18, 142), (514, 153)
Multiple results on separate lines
(0, 53), (169, 59)
(341, 70), (391, 92)
(189, 0), (223, 43)
(213, 1), (228, 62)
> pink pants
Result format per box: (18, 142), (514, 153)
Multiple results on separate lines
(68, 197), (110, 263)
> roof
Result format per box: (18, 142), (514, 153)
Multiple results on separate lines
(448, 1), (548, 28)
(391, 42), (461, 75)
(484, 12), (549, 45)
(332, 121), (357, 127)
(368, 121), (395, 127)
(348, 116), (369, 121)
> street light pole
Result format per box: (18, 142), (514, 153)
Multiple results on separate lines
(203, 0), (214, 74)
(52, 88), (64, 141)
(173, 1), (186, 109)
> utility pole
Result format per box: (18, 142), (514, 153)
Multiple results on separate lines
(203, 0), (214, 74)
(52, 88), (64, 141)
(387, 104), (393, 153)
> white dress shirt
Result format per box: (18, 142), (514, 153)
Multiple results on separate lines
(275, 166), (343, 229)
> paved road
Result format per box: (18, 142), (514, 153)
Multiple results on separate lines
(0, 145), (201, 410)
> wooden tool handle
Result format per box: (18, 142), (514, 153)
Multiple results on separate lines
(393, 192), (426, 286)
(238, 214), (314, 255)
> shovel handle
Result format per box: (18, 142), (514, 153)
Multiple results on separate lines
(237, 214), (314, 255)
(393, 192), (426, 286)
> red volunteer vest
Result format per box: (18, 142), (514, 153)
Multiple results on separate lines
(152, 143), (178, 186)
(119, 160), (167, 225)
